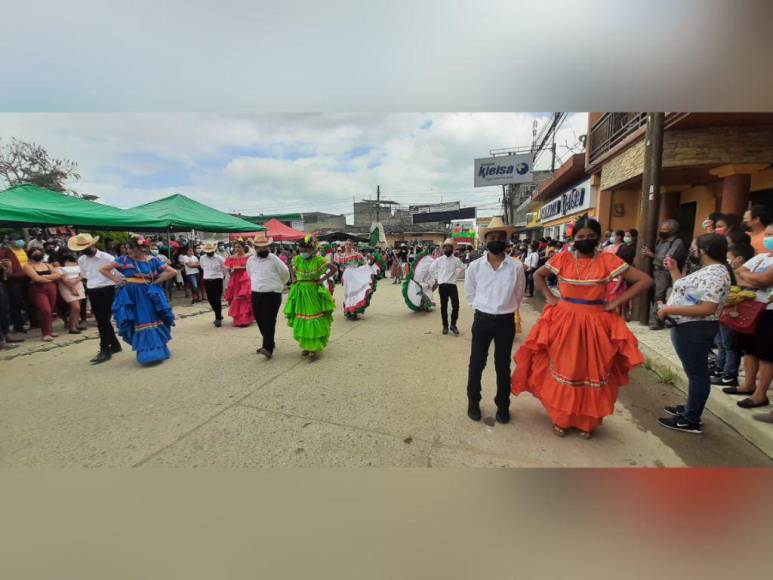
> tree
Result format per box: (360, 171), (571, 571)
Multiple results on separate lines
(0, 137), (81, 193)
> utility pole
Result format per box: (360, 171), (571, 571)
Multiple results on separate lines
(376, 185), (380, 223)
(551, 142), (557, 172)
(635, 112), (665, 325)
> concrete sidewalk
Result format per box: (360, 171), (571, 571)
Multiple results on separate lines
(628, 322), (773, 460)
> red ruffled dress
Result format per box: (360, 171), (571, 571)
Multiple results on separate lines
(511, 251), (644, 433)
(224, 255), (255, 327)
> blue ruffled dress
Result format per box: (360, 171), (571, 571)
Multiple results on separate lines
(111, 256), (175, 365)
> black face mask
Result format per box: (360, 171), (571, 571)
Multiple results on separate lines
(206, 252), (215, 257)
(486, 241), (506, 255)
(257, 250), (269, 258)
(443, 249), (453, 257)
(574, 239), (598, 255)
(658, 231), (671, 239)
(30, 253), (44, 262)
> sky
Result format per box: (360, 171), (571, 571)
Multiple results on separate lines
(0, 113), (588, 222)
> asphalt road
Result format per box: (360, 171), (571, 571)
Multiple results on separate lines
(1, 278), (769, 467)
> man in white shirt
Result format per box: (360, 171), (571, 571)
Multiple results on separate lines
(524, 242), (540, 298)
(246, 232), (290, 358)
(430, 238), (465, 335)
(180, 246), (202, 304)
(463, 217), (526, 424)
(199, 241), (228, 327)
(70, 233), (122, 365)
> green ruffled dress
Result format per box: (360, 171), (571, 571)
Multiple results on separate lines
(284, 255), (335, 352)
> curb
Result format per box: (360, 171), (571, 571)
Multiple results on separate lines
(637, 341), (773, 461)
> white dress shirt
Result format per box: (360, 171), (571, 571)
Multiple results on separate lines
(199, 254), (227, 279)
(464, 253), (526, 315)
(246, 252), (290, 293)
(525, 250), (540, 270)
(78, 250), (117, 289)
(430, 254), (464, 285)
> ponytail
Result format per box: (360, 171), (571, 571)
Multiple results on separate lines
(697, 233), (735, 286)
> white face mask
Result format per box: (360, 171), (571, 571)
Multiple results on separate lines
(623, 235), (632, 244)
(609, 235), (616, 244)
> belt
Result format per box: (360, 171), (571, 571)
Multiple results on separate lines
(474, 310), (515, 319)
(562, 297), (605, 305)
(125, 277), (152, 284)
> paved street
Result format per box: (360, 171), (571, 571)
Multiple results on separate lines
(1, 281), (769, 467)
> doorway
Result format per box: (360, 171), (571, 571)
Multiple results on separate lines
(677, 202), (697, 245)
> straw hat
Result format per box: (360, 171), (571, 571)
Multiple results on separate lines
(202, 241), (218, 253)
(442, 237), (455, 248)
(252, 231), (274, 247)
(67, 233), (100, 251)
(479, 216), (514, 238)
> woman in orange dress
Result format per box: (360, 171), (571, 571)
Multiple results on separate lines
(512, 217), (653, 438)
(224, 240), (255, 327)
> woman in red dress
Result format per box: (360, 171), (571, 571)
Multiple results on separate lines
(512, 217), (653, 438)
(224, 240), (255, 327)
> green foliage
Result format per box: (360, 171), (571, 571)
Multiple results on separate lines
(0, 138), (80, 193)
(92, 230), (130, 251)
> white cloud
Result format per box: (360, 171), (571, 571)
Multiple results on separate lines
(0, 112), (589, 218)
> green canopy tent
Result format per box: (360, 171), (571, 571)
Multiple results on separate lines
(129, 194), (264, 233)
(0, 184), (170, 231)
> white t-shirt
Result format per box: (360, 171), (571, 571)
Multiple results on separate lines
(78, 250), (117, 289)
(180, 254), (200, 276)
(199, 254), (226, 280)
(666, 263), (731, 323)
(742, 253), (773, 310)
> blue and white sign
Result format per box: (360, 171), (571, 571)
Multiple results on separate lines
(539, 197), (562, 222)
(474, 153), (533, 187)
(540, 178), (594, 223)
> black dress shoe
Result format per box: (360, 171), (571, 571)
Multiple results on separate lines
(450, 325), (459, 335)
(109, 344), (123, 354)
(214, 319), (222, 327)
(442, 326), (449, 335)
(90, 351), (112, 365)
(496, 407), (510, 424)
(467, 401), (482, 421)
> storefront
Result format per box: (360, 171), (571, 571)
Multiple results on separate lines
(539, 178), (596, 240)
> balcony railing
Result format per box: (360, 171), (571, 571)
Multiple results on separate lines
(588, 112), (648, 166)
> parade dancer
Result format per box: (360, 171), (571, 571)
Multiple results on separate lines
(430, 238), (464, 335)
(284, 235), (336, 360)
(224, 240), (255, 327)
(246, 232), (290, 359)
(100, 236), (178, 365)
(402, 249), (436, 312)
(200, 241), (227, 327)
(337, 240), (376, 320)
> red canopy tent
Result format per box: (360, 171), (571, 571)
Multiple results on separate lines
(228, 218), (306, 242)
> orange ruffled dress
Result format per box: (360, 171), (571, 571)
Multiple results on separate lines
(511, 251), (644, 432)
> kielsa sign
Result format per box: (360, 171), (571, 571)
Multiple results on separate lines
(474, 153), (532, 187)
(540, 178), (593, 223)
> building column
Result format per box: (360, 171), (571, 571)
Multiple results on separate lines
(709, 164), (767, 217)
(658, 190), (681, 224)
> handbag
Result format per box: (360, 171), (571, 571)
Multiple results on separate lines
(719, 299), (766, 334)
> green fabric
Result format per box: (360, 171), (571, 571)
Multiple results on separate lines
(0, 185), (169, 230)
(130, 194), (264, 232)
(369, 226), (379, 246)
(284, 255), (334, 352)
(402, 251), (434, 312)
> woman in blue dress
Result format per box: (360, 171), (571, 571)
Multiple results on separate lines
(100, 236), (178, 365)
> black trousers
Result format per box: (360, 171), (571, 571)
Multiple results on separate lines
(438, 283), (459, 327)
(525, 269), (535, 296)
(7, 279), (28, 331)
(0, 283), (10, 336)
(87, 286), (120, 352)
(204, 278), (224, 320)
(467, 310), (516, 409)
(251, 291), (282, 352)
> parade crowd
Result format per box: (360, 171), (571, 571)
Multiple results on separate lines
(0, 203), (771, 435)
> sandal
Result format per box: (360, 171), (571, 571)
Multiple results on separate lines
(578, 430), (593, 440)
(722, 386), (755, 396)
(301, 350), (310, 357)
(737, 397), (770, 409)
(552, 424), (566, 437)
(42, 336), (54, 342)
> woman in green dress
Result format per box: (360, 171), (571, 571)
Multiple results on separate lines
(284, 236), (337, 360)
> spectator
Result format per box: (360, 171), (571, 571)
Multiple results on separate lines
(743, 205), (772, 255)
(656, 234), (733, 434)
(23, 247), (62, 341)
(55, 252), (87, 334)
(726, 223), (773, 412)
(180, 246), (202, 304)
(713, 213), (741, 238)
(1, 235), (30, 333)
(642, 219), (688, 330)
(617, 229), (638, 265)
(604, 230), (625, 254)
(727, 229), (751, 246)
(0, 250), (24, 349)
(26, 230), (45, 253)
(702, 212), (724, 234)
(524, 242), (540, 298)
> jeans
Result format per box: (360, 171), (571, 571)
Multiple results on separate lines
(87, 286), (121, 353)
(438, 283), (459, 328)
(714, 324), (739, 378)
(670, 321), (719, 424)
(251, 291), (282, 353)
(185, 273), (199, 292)
(467, 310), (516, 409)
(203, 278), (224, 320)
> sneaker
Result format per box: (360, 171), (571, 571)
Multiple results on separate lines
(467, 400), (482, 422)
(450, 325), (459, 335)
(663, 406), (703, 425)
(442, 326), (449, 335)
(711, 375), (738, 387)
(658, 416), (703, 434)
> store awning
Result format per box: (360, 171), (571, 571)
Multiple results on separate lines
(129, 194), (264, 233)
(0, 184), (170, 231)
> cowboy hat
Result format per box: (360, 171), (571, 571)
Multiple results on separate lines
(479, 216), (514, 238)
(442, 237), (456, 248)
(252, 231), (274, 247)
(67, 233), (100, 251)
(202, 241), (218, 253)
